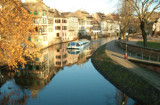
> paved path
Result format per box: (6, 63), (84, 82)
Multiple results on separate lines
(105, 40), (160, 91)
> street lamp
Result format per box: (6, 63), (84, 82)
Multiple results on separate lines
(124, 32), (128, 59)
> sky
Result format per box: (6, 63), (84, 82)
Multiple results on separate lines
(22, 0), (119, 15)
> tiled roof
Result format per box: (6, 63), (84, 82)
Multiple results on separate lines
(22, 2), (49, 11)
(52, 9), (65, 18)
(74, 10), (91, 20)
(62, 12), (79, 18)
(93, 18), (100, 25)
(97, 12), (106, 20)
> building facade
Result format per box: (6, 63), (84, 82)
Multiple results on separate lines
(75, 10), (94, 37)
(153, 18), (160, 36)
(23, 0), (54, 48)
(63, 12), (79, 40)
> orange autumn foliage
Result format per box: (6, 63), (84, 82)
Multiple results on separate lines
(0, 0), (39, 69)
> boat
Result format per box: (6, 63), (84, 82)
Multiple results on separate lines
(67, 39), (90, 50)
(67, 49), (81, 55)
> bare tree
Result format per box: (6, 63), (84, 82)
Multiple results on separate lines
(127, 0), (160, 46)
(117, 0), (134, 39)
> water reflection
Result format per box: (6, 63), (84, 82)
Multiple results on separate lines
(0, 38), (136, 105)
(10, 39), (103, 99)
(116, 90), (130, 105)
(0, 89), (28, 105)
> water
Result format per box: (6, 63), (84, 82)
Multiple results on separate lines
(0, 38), (136, 105)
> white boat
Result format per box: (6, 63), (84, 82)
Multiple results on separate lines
(67, 39), (90, 50)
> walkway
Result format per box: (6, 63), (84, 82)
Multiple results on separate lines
(105, 40), (160, 91)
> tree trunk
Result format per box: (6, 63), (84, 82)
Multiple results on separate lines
(123, 27), (128, 40)
(140, 21), (147, 47)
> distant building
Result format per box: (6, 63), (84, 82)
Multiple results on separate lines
(52, 9), (68, 43)
(100, 14), (120, 36)
(92, 18), (101, 38)
(93, 13), (120, 36)
(62, 12), (79, 40)
(93, 13), (105, 25)
(148, 12), (160, 22)
(153, 18), (160, 36)
(75, 10), (94, 36)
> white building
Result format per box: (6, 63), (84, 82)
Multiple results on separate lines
(153, 18), (160, 32)
(23, 0), (54, 49)
(62, 12), (79, 40)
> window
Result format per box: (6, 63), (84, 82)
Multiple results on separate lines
(63, 61), (67, 65)
(34, 19), (40, 24)
(48, 18), (53, 24)
(43, 10), (47, 16)
(55, 19), (61, 23)
(35, 58), (39, 61)
(57, 33), (59, 37)
(43, 36), (48, 42)
(34, 11), (39, 15)
(43, 18), (48, 24)
(63, 54), (67, 58)
(62, 19), (67, 23)
(55, 26), (61, 30)
(44, 54), (48, 61)
(42, 26), (47, 32)
(62, 26), (67, 30)
(56, 56), (61, 59)
(76, 43), (80, 46)
(56, 62), (61, 65)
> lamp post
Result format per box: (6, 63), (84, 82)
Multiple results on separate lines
(124, 32), (128, 59)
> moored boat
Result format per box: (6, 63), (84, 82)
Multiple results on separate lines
(67, 39), (90, 49)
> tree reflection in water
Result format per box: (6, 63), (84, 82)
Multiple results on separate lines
(0, 89), (28, 105)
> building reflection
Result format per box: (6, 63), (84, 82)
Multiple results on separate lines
(0, 70), (15, 88)
(13, 39), (102, 98)
(0, 38), (136, 105)
(116, 90), (129, 105)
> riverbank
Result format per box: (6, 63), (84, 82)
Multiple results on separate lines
(91, 41), (160, 104)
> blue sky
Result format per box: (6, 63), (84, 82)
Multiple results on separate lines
(22, 0), (119, 15)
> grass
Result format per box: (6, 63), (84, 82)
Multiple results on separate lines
(137, 41), (160, 49)
(91, 44), (160, 104)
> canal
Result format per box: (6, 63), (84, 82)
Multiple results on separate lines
(0, 38), (136, 105)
